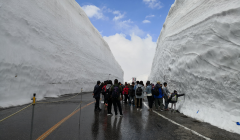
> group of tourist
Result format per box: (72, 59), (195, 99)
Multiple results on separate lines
(93, 79), (185, 117)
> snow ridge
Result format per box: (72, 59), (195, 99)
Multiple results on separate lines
(149, 0), (240, 134)
(0, 0), (123, 107)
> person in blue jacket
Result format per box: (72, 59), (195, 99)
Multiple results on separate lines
(154, 81), (164, 111)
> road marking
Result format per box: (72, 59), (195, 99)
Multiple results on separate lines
(143, 102), (211, 140)
(36, 101), (95, 140)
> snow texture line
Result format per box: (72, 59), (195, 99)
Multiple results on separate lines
(37, 93), (80, 104)
(143, 102), (211, 140)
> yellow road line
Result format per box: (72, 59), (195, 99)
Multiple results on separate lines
(36, 101), (95, 140)
(0, 104), (32, 123)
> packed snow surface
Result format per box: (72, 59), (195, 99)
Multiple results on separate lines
(0, 0), (123, 108)
(149, 0), (240, 134)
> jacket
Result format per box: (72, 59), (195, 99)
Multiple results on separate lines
(123, 86), (129, 95)
(162, 86), (170, 98)
(135, 84), (144, 98)
(110, 84), (122, 100)
(146, 85), (152, 96)
(93, 84), (101, 98)
(154, 84), (163, 98)
(168, 93), (185, 103)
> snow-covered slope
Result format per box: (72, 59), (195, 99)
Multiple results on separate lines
(0, 0), (123, 107)
(149, 0), (240, 134)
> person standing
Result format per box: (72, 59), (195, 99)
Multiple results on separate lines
(93, 81), (102, 111)
(111, 79), (123, 117)
(106, 80), (113, 115)
(129, 82), (135, 106)
(168, 90), (185, 112)
(146, 81), (153, 111)
(123, 84), (129, 103)
(154, 82), (164, 111)
(134, 81), (139, 106)
(135, 81), (144, 111)
(162, 82), (170, 111)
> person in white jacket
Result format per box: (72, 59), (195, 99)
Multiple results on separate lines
(135, 81), (144, 111)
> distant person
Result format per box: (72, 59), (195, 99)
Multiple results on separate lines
(162, 82), (170, 111)
(111, 79), (123, 117)
(146, 81), (153, 111)
(135, 81), (144, 111)
(153, 82), (164, 111)
(93, 81), (102, 111)
(134, 81), (139, 106)
(102, 81), (107, 106)
(129, 82), (135, 106)
(106, 80), (113, 115)
(123, 84), (129, 103)
(168, 90), (185, 112)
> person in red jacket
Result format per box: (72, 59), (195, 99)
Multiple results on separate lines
(102, 81), (108, 106)
(123, 84), (129, 104)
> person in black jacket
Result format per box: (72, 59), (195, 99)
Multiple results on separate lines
(168, 90), (185, 112)
(93, 81), (102, 111)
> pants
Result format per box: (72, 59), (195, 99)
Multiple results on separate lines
(95, 97), (100, 110)
(134, 96), (137, 106)
(112, 98), (123, 115)
(136, 98), (142, 108)
(147, 96), (153, 109)
(155, 98), (163, 110)
(129, 96), (135, 105)
(171, 103), (176, 110)
(107, 99), (112, 114)
(164, 97), (169, 109)
(124, 94), (129, 103)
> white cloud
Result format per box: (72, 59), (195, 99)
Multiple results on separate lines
(103, 34), (156, 81)
(143, 20), (151, 23)
(82, 5), (104, 19)
(143, 0), (163, 9)
(146, 14), (155, 18)
(113, 11), (125, 21)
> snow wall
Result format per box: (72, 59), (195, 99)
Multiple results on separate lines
(149, 0), (240, 134)
(0, 0), (123, 108)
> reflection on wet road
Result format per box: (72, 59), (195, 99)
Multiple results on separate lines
(0, 92), (239, 140)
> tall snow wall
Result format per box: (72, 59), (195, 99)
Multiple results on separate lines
(149, 0), (240, 134)
(0, 0), (123, 107)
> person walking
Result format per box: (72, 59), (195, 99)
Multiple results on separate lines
(162, 82), (170, 111)
(146, 81), (153, 111)
(168, 90), (185, 112)
(135, 81), (144, 111)
(93, 81), (102, 111)
(111, 79), (123, 117)
(129, 82), (135, 106)
(153, 82), (164, 111)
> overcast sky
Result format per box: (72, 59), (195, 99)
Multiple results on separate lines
(76, 0), (175, 81)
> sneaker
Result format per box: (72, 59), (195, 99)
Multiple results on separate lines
(140, 109), (142, 111)
(120, 114), (123, 117)
(137, 108), (139, 111)
(107, 113), (113, 116)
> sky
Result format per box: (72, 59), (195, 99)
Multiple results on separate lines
(76, 0), (175, 82)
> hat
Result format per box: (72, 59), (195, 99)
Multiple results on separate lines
(157, 81), (161, 84)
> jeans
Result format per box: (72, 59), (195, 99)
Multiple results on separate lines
(112, 98), (123, 115)
(129, 96), (135, 105)
(164, 96), (169, 109)
(147, 96), (153, 108)
(124, 94), (129, 103)
(95, 97), (100, 110)
(155, 98), (163, 110)
(136, 98), (142, 108)
(107, 99), (112, 114)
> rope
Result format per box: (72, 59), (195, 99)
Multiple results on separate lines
(0, 104), (32, 123)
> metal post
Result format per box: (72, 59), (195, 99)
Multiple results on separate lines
(30, 93), (36, 140)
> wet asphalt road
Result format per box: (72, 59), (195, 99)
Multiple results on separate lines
(0, 92), (239, 140)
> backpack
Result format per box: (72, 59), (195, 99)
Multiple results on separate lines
(136, 87), (142, 96)
(112, 86), (120, 98)
(153, 87), (159, 96)
(171, 95), (177, 102)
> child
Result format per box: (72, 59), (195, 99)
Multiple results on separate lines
(168, 90), (185, 112)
